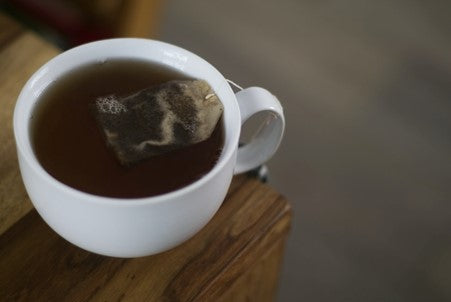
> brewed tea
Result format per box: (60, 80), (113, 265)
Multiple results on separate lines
(31, 59), (224, 198)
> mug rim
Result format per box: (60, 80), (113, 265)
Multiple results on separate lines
(13, 38), (240, 206)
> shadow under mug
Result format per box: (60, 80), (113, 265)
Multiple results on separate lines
(13, 38), (285, 257)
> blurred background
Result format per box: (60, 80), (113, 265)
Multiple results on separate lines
(2, 0), (451, 301)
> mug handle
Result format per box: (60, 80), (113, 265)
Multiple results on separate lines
(234, 87), (285, 174)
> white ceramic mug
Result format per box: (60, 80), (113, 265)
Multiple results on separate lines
(13, 38), (285, 257)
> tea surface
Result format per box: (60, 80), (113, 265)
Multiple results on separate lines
(32, 59), (224, 198)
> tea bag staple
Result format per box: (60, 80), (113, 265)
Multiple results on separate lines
(91, 80), (223, 166)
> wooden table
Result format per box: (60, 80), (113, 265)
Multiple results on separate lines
(0, 14), (291, 302)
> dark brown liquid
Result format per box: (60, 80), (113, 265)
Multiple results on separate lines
(32, 59), (224, 198)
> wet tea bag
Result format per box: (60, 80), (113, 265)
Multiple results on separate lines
(91, 80), (223, 166)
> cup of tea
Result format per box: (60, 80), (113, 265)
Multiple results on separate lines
(13, 38), (285, 257)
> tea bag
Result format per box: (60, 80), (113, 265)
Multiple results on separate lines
(91, 80), (223, 166)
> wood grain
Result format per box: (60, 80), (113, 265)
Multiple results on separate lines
(217, 239), (287, 302)
(0, 177), (291, 301)
(0, 26), (59, 236)
(0, 16), (291, 301)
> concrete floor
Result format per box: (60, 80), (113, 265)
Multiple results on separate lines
(160, 1), (451, 301)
